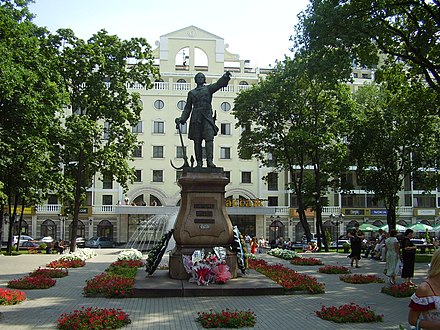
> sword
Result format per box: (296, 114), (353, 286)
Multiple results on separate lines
(170, 118), (189, 170)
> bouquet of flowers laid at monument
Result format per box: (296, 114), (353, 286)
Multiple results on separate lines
(183, 248), (232, 286)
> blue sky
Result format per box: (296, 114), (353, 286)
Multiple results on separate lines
(28, 0), (309, 68)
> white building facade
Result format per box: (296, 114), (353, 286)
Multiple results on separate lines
(5, 26), (439, 245)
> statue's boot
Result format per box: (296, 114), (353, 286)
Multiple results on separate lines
(206, 140), (216, 168)
(194, 141), (203, 167)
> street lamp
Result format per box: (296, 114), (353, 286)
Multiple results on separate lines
(330, 213), (344, 252)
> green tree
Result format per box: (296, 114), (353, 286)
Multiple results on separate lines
(233, 54), (354, 250)
(296, 0), (440, 96)
(0, 0), (65, 253)
(51, 28), (159, 251)
(349, 63), (439, 230)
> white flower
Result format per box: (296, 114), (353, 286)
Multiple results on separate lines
(117, 248), (143, 261)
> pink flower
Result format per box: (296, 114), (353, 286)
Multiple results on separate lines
(212, 264), (231, 284)
(193, 264), (212, 285)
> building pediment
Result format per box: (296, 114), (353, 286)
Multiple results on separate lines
(161, 25), (222, 40)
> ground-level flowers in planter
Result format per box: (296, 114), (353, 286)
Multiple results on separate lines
(30, 267), (68, 278)
(381, 282), (417, 297)
(316, 303), (383, 323)
(340, 274), (385, 284)
(249, 259), (325, 294)
(318, 265), (351, 274)
(0, 288), (26, 305)
(83, 273), (135, 298)
(57, 307), (131, 330)
(47, 257), (85, 269)
(7, 275), (56, 289)
(196, 308), (256, 328)
(290, 257), (323, 266)
(267, 248), (298, 260)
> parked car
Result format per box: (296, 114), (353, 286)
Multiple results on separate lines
(40, 236), (54, 243)
(85, 237), (115, 248)
(13, 235), (34, 247)
(330, 239), (350, 248)
(76, 237), (86, 248)
(19, 241), (42, 251)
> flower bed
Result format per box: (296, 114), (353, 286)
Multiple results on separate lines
(0, 288), (26, 305)
(381, 282), (417, 297)
(340, 274), (385, 284)
(69, 248), (97, 261)
(249, 259), (325, 294)
(117, 248), (143, 261)
(290, 257), (323, 266)
(30, 267), (68, 278)
(83, 273), (135, 298)
(83, 259), (142, 298)
(318, 265), (351, 274)
(47, 257), (86, 269)
(267, 248), (298, 260)
(196, 308), (256, 328)
(57, 307), (131, 330)
(7, 275), (56, 289)
(316, 303), (383, 323)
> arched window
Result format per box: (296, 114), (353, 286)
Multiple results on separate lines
(194, 47), (208, 69)
(41, 219), (57, 239)
(13, 220), (29, 236)
(97, 220), (113, 239)
(269, 219), (285, 242)
(68, 220), (85, 239)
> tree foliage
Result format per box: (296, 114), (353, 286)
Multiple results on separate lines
(233, 54), (355, 247)
(0, 0), (65, 253)
(295, 0), (440, 95)
(349, 63), (439, 229)
(50, 28), (160, 250)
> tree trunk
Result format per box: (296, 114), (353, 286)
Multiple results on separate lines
(297, 207), (312, 242)
(69, 149), (85, 252)
(386, 196), (398, 231)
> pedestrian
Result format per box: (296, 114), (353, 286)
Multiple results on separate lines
(408, 249), (440, 329)
(401, 229), (417, 286)
(250, 237), (258, 254)
(384, 229), (401, 285)
(347, 223), (364, 268)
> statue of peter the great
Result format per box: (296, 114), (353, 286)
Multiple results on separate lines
(176, 71), (231, 168)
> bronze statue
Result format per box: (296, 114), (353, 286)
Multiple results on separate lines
(176, 71), (231, 168)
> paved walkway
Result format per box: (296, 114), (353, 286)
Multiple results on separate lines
(0, 249), (426, 329)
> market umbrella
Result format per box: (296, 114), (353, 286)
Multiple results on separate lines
(432, 224), (440, 232)
(379, 224), (407, 232)
(358, 223), (380, 232)
(406, 223), (433, 232)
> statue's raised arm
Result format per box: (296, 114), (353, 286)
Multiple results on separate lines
(175, 71), (232, 168)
